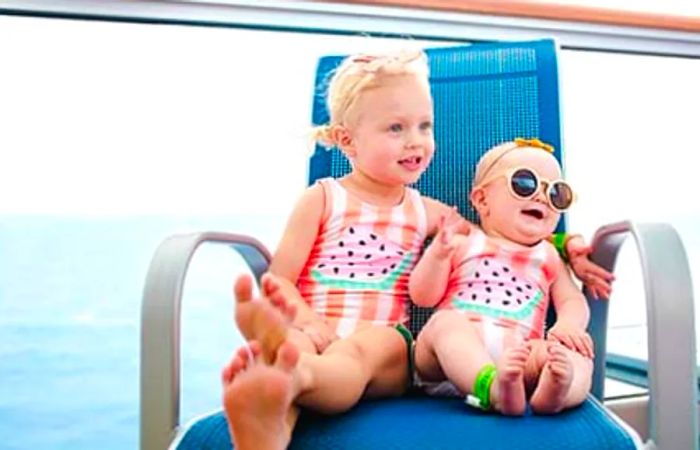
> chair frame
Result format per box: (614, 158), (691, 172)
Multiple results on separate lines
(140, 40), (698, 450)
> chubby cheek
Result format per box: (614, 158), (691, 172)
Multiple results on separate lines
(546, 213), (561, 230)
(425, 144), (436, 161)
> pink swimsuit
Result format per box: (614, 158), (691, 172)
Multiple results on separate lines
(297, 178), (428, 338)
(438, 228), (560, 359)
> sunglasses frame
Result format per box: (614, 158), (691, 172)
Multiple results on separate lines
(477, 166), (576, 212)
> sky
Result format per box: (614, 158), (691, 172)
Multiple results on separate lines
(1, 13), (699, 339)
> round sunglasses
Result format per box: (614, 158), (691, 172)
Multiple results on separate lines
(481, 167), (575, 212)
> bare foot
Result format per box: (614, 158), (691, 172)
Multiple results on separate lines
(222, 340), (300, 450)
(530, 342), (574, 414)
(491, 344), (530, 415)
(234, 273), (296, 363)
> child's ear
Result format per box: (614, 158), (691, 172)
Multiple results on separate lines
(331, 126), (355, 156)
(470, 188), (488, 217)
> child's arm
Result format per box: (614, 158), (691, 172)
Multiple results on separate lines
(565, 234), (615, 299)
(423, 196), (474, 238)
(550, 233), (615, 299)
(409, 210), (460, 307)
(548, 250), (595, 359)
(268, 183), (337, 349)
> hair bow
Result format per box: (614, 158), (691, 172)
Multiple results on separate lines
(514, 137), (554, 154)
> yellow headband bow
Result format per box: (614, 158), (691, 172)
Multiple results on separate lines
(514, 137), (554, 153)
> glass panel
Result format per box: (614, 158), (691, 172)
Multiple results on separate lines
(2, 13), (699, 449)
(0, 15), (458, 449)
(560, 49), (700, 389)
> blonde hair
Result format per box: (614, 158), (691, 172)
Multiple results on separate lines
(311, 49), (430, 148)
(472, 138), (556, 188)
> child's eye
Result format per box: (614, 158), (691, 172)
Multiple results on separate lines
(420, 121), (433, 131)
(388, 123), (403, 133)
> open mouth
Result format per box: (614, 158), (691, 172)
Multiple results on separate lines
(399, 156), (422, 170)
(521, 208), (544, 220)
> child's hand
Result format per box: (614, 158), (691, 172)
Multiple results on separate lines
(547, 322), (594, 359)
(430, 208), (461, 259)
(566, 236), (614, 300)
(296, 319), (338, 353)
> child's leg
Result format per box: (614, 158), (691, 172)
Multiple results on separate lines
(234, 273), (408, 409)
(528, 340), (593, 414)
(223, 328), (408, 448)
(415, 310), (530, 415)
(294, 324), (409, 412)
(222, 340), (300, 450)
(227, 274), (308, 449)
(415, 310), (490, 389)
(227, 273), (410, 446)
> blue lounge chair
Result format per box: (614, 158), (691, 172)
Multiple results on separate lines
(140, 39), (698, 450)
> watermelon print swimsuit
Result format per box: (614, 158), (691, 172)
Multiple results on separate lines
(296, 178), (428, 338)
(438, 228), (560, 361)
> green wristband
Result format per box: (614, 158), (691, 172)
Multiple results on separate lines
(552, 232), (569, 263)
(466, 363), (497, 410)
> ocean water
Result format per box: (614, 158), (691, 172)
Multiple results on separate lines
(0, 215), (284, 450)
(1, 215), (698, 449)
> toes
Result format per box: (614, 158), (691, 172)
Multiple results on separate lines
(275, 341), (300, 372)
(512, 347), (531, 361)
(237, 341), (261, 362)
(268, 289), (291, 317)
(506, 347), (530, 365)
(262, 275), (297, 322)
(222, 341), (263, 385)
(262, 273), (280, 295)
(222, 355), (246, 385)
(248, 341), (262, 356)
(221, 363), (234, 385)
(550, 353), (572, 367)
(284, 303), (298, 321)
(544, 347), (573, 381)
(548, 344), (568, 360)
(548, 362), (573, 381)
(234, 274), (254, 304)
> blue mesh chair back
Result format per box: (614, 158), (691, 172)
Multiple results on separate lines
(309, 39), (564, 333)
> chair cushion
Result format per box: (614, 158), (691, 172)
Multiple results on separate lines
(175, 394), (638, 449)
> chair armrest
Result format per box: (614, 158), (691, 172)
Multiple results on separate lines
(140, 232), (271, 450)
(588, 221), (698, 450)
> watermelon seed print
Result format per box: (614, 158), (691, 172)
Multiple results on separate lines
(450, 255), (545, 320)
(311, 226), (414, 290)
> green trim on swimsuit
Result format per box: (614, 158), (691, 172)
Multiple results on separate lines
(394, 323), (415, 389)
(310, 251), (414, 290)
(451, 291), (544, 321)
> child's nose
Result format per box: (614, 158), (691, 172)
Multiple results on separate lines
(405, 131), (421, 148)
(405, 128), (429, 149)
(534, 182), (549, 202)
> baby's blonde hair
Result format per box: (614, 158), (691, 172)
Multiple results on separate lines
(472, 138), (556, 189)
(312, 49), (430, 148)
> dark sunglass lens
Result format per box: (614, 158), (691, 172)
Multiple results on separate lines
(510, 169), (538, 198)
(550, 182), (573, 210)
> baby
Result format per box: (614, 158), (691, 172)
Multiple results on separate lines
(409, 139), (594, 415)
